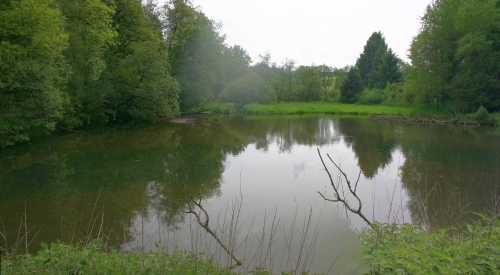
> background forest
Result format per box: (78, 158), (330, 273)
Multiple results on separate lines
(1, 0), (499, 146)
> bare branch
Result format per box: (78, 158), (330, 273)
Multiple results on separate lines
(177, 184), (243, 268)
(317, 149), (372, 225)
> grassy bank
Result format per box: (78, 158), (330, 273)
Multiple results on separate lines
(201, 101), (499, 126)
(243, 102), (417, 115)
(201, 102), (236, 114)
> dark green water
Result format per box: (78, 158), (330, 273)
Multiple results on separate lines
(1, 116), (499, 274)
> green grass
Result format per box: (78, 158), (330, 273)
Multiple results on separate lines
(201, 102), (235, 113)
(243, 102), (418, 116)
(1, 242), (232, 275)
(0, 241), (303, 275)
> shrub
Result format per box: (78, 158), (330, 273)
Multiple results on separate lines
(357, 88), (383, 105)
(475, 106), (490, 121)
(359, 214), (500, 274)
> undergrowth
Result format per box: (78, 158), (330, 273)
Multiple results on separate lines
(1, 242), (234, 275)
(359, 213), (500, 275)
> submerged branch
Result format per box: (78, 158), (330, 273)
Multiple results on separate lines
(177, 185), (243, 269)
(317, 149), (372, 225)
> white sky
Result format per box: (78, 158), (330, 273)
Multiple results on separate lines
(192, 0), (431, 68)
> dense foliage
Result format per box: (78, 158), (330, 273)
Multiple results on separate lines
(360, 215), (500, 274)
(219, 73), (275, 106)
(0, 0), (251, 146)
(406, 0), (500, 113)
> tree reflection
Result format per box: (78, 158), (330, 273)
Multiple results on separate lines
(0, 121), (246, 252)
(225, 116), (341, 152)
(398, 124), (500, 229)
(336, 118), (397, 178)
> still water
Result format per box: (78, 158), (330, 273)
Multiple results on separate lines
(1, 116), (499, 274)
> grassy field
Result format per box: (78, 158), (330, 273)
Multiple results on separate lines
(242, 102), (417, 115)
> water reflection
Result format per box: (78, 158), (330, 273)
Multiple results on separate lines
(1, 116), (499, 274)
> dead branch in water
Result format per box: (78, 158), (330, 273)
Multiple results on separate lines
(317, 149), (372, 225)
(177, 185), (243, 270)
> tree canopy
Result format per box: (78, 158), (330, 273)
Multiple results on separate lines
(406, 0), (500, 112)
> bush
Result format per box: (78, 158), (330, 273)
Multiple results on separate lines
(475, 106), (490, 121)
(359, 214), (500, 274)
(382, 82), (406, 106)
(357, 88), (383, 105)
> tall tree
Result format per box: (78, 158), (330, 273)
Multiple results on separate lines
(295, 66), (321, 102)
(56, 0), (116, 127)
(102, 0), (180, 122)
(450, 0), (500, 112)
(163, 0), (225, 110)
(317, 65), (335, 101)
(356, 32), (387, 88)
(0, 0), (69, 146)
(340, 67), (363, 103)
(356, 31), (402, 90)
(407, 0), (460, 110)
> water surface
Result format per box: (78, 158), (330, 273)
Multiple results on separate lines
(1, 116), (499, 274)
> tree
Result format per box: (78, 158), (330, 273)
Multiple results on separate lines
(219, 73), (275, 106)
(214, 45), (252, 99)
(295, 66), (321, 102)
(355, 32), (403, 91)
(163, 0), (225, 110)
(252, 53), (283, 103)
(56, 0), (116, 127)
(317, 65), (335, 101)
(407, 0), (460, 110)
(0, 0), (69, 146)
(450, 0), (500, 112)
(282, 59), (296, 102)
(102, 0), (180, 122)
(372, 49), (403, 89)
(340, 67), (363, 103)
(107, 42), (180, 122)
(356, 32), (387, 88)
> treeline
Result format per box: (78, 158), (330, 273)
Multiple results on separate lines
(1, 0), (499, 146)
(244, 0), (500, 114)
(238, 31), (403, 107)
(0, 0), (251, 146)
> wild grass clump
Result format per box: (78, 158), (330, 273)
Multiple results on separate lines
(359, 213), (500, 275)
(1, 241), (233, 275)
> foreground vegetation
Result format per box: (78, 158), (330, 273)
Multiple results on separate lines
(1, 243), (234, 275)
(2, 214), (499, 274)
(359, 214), (500, 275)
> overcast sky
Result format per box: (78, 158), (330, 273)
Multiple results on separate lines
(192, 0), (431, 68)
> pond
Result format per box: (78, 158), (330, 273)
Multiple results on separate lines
(1, 115), (499, 274)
